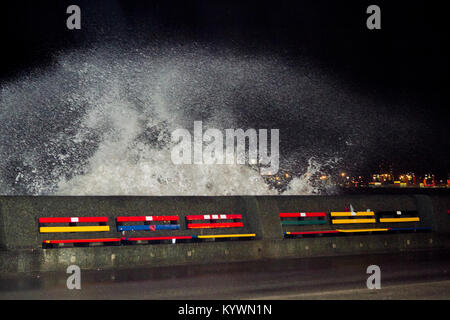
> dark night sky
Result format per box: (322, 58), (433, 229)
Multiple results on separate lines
(1, 0), (449, 178)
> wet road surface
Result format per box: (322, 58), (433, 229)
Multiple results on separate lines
(1, 249), (450, 299)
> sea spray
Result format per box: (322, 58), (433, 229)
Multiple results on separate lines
(0, 43), (359, 195)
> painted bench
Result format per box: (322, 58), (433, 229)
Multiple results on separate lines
(329, 211), (387, 233)
(376, 210), (420, 223)
(280, 212), (339, 238)
(121, 236), (193, 244)
(39, 216), (119, 248)
(186, 214), (255, 240)
(376, 210), (430, 232)
(186, 214), (243, 229)
(283, 208), (431, 238)
(330, 211), (376, 224)
(280, 212), (327, 225)
(116, 215), (180, 232)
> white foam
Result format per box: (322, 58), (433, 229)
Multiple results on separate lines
(1, 44), (344, 196)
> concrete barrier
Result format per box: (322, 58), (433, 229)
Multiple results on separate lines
(0, 194), (449, 273)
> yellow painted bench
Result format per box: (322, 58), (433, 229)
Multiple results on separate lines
(331, 211), (375, 224)
(40, 226), (110, 233)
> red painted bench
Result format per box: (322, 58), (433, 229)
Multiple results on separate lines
(116, 216), (179, 222)
(121, 236), (193, 244)
(39, 216), (118, 248)
(43, 238), (120, 244)
(116, 215), (180, 232)
(186, 214), (243, 229)
(39, 217), (108, 223)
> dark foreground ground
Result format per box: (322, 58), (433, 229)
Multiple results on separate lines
(1, 249), (450, 300)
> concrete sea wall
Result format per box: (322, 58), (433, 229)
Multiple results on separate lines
(0, 194), (449, 273)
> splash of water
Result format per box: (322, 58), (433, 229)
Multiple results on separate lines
(0, 43), (345, 195)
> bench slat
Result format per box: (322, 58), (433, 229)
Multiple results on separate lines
(331, 219), (376, 224)
(39, 217), (108, 223)
(331, 212), (374, 217)
(195, 234), (255, 239)
(389, 227), (431, 231)
(118, 224), (180, 231)
(379, 217), (420, 223)
(122, 236), (193, 241)
(285, 230), (339, 235)
(40, 226), (110, 233)
(280, 212), (326, 218)
(186, 214), (242, 220)
(43, 238), (120, 244)
(336, 228), (389, 233)
(187, 222), (243, 229)
(116, 216), (179, 222)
